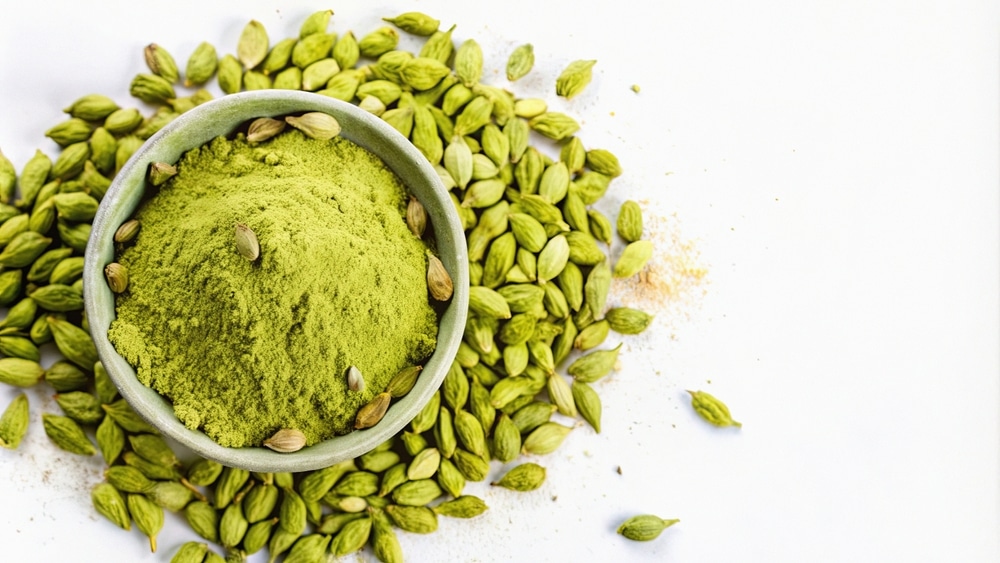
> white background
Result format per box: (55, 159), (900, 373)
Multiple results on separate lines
(1, 1), (998, 562)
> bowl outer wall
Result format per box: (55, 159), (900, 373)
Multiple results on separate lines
(83, 90), (469, 472)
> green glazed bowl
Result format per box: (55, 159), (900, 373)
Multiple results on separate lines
(83, 90), (469, 472)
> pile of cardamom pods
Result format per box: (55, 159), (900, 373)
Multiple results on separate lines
(0, 9), (676, 562)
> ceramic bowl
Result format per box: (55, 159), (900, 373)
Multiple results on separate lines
(83, 90), (469, 472)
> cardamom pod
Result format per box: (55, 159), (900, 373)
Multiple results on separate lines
(104, 262), (129, 294)
(687, 390), (742, 428)
(469, 286), (512, 319)
(334, 471), (379, 497)
(170, 542), (208, 563)
(613, 239), (654, 278)
(291, 32), (336, 68)
(42, 413), (94, 455)
(382, 12), (441, 36)
(64, 93), (120, 121)
(96, 415), (125, 465)
(617, 514), (680, 541)
(491, 412), (522, 463)
(54, 390), (102, 425)
(556, 59), (597, 99)
(216, 54), (243, 94)
(329, 516), (372, 556)
(506, 43), (534, 81)
(385, 365), (422, 398)
(285, 111), (341, 140)
(234, 223), (260, 262)
(0, 393), (29, 449)
(491, 462), (546, 491)
(426, 253), (454, 301)
(237, 20), (269, 69)
(391, 478), (443, 507)
(386, 505), (439, 534)
(0, 357), (44, 387)
(129, 73), (176, 104)
(47, 316), (98, 370)
(346, 365), (365, 393)
(567, 343), (622, 383)
(354, 392), (392, 429)
(91, 482), (131, 531)
(184, 41), (218, 86)
(333, 31), (360, 70)
(454, 39), (483, 87)
(406, 195), (427, 237)
(144, 43), (179, 82)
(358, 26), (399, 58)
(605, 307), (654, 335)
(432, 494), (488, 518)
(537, 234), (570, 284)
(45, 118), (93, 146)
(301, 58), (340, 91)
(284, 533), (330, 563)
(521, 421), (573, 455)
(183, 501), (219, 542)
(219, 501), (248, 548)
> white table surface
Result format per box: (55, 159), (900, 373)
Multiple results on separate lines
(1, 1), (998, 562)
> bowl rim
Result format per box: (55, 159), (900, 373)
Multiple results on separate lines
(83, 90), (469, 472)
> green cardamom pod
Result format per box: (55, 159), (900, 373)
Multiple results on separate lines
(0, 269), (22, 306)
(332, 31), (360, 70)
(102, 399), (159, 435)
(54, 390), (102, 425)
(214, 466), (249, 509)
(572, 380), (602, 432)
(539, 161), (570, 204)
(490, 412), (521, 463)
(0, 151), (14, 204)
(272, 65), (301, 90)
(385, 505), (439, 534)
(688, 390), (742, 428)
(0, 231), (51, 268)
(390, 478), (444, 507)
(399, 56), (450, 90)
(454, 38), (483, 87)
(92, 482), (131, 531)
(382, 12), (440, 36)
(42, 413), (95, 455)
(88, 126), (118, 174)
(487, 375), (536, 409)
(506, 43), (534, 81)
(537, 234), (570, 283)
(328, 515), (371, 555)
(513, 97), (547, 119)
(617, 514), (680, 541)
(183, 500), (219, 542)
(491, 462), (546, 492)
(409, 389), (440, 434)
(26, 248), (71, 284)
(433, 495), (488, 518)
(185, 458), (223, 487)
(241, 482), (278, 523)
(529, 111), (580, 140)
(144, 43), (179, 82)
(283, 534), (330, 563)
(556, 59), (597, 99)
(129, 73), (176, 104)
(454, 96), (494, 137)
(243, 69), (273, 90)
(96, 415), (124, 464)
(114, 135), (144, 175)
(587, 147), (623, 178)
(170, 541), (208, 563)
(103, 107), (143, 136)
(567, 343), (622, 383)
(262, 36), (299, 75)
(0, 297), (36, 331)
(242, 518), (275, 554)
(51, 141), (91, 180)
(605, 307), (654, 335)
(521, 421), (573, 455)
(565, 230), (606, 266)
(301, 58), (340, 91)
(0, 393), (29, 449)
(299, 9), (332, 38)
(237, 20), (269, 69)
(184, 42), (218, 86)
(334, 471), (380, 497)
(128, 433), (179, 467)
(584, 260), (612, 321)
(15, 150), (51, 209)
(0, 357), (43, 387)
(469, 286), (513, 319)
(358, 27), (399, 58)
(419, 24), (455, 63)
(291, 32), (335, 69)
(47, 316), (98, 370)
(216, 54), (243, 94)
(574, 319), (610, 350)
(45, 118), (94, 147)
(219, 501), (248, 548)
(433, 405), (457, 458)
(53, 191), (99, 221)
(64, 94), (120, 122)
(613, 239), (653, 278)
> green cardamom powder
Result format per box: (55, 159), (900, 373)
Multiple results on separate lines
(108, 129), (438, 447)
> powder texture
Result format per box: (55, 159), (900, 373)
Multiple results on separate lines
(108, 130), (438, 447)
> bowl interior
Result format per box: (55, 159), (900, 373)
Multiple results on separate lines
(84, 90), (469, 472)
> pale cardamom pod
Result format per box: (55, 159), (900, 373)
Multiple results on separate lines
(285, 111), (341, 140)
(346, 366), (365, 393)
(104, 262), (129, 293)
(263, 428), (307, 453)
(234, 223), (260, 262)
(556, 59), (597, 99)
(688, 390), (742, 428)
(406, 195), (427, 237)
(382, 12), (441, 36)
(491, 462), (546, 491)
(246, 117), (285, 144)
(237, 20), (270, 69)
(426, 253), (453, 301)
